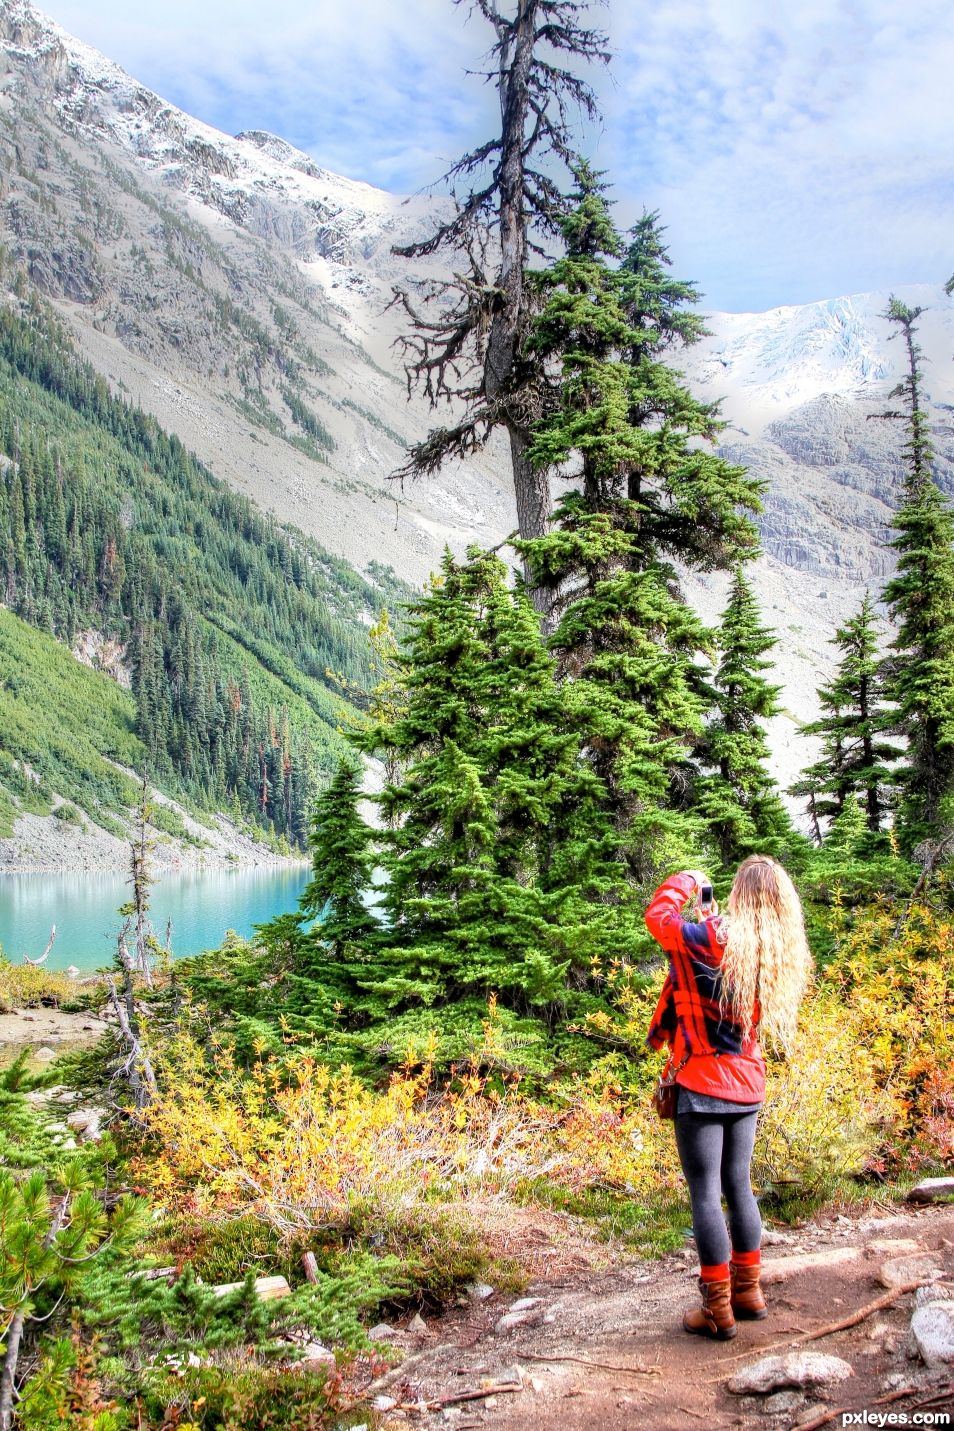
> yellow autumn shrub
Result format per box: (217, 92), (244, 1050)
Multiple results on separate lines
(818, 896), (954, 1172)
(0, 956), (75, 1012)
(755, 990), (900, 1193)
(137, 1032), (671, 1236)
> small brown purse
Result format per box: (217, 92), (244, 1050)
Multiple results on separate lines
(653, 1053), (690, 1120)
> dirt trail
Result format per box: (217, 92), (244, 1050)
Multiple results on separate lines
(0, 1005), (109, 1064)
(369, 1203), (954, 1431)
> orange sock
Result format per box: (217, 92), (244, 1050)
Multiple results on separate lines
(730, 1249), (760, 1267)
(700, 1262), (729, 1282)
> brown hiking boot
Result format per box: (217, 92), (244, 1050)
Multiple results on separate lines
(683, 1277), (737, 1339)
(730, 1262), (767, 1320)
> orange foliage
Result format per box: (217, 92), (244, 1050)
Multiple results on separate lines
(137, 1029), (684, 1235)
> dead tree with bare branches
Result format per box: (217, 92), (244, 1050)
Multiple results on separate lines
(391, 0), (610, 608)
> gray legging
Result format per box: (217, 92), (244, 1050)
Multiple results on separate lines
(674, 1110), (761, 1267)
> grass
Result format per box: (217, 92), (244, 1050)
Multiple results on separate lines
(516, 1177), (692, 1258)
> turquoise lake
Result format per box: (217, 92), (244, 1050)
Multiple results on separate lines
(0, 865), (311, 972)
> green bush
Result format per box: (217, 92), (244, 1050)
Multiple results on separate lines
(52, 801), (82, 824)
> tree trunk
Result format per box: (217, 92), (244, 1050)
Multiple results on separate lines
(510, 428), (552, 609)
(485, 1), (554, 586)
(0, 1308), (25, 1431)
(858, 673), (881, 833)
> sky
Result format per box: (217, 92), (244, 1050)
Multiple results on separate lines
(45, 0), (954, 313)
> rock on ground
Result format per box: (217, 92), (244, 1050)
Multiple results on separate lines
(908, 1178), (954, 1205)
(761, 1246), (859, 1284)
(727, 1351), (855, 1394)
(911, 1285), (954, 1368)
(878, 1253), (946, 1289)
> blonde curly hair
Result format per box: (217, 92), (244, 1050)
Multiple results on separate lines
(719, 855), (813, 1053)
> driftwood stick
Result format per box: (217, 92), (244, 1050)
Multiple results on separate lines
(792, 1408), (851, 1431)
(799, 1280), (925, 1342)
(301, 1251), (319, 1285)
(709, 1280), (923, 1375)
(874, 1385), (920, 1406)
(909, 1384), (954, 1412)
(517, 1350), (660, 1376)
(23, 924), (56, 967)
(792, 1383), (949, 1431)
(431, 1382), (522, 1408)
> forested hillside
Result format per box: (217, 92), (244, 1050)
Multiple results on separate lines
(0, 281), (407, 845)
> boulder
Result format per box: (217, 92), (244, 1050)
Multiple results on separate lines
(211, 1275), (290, 1300)
(868, 1238), (923, 1257)
(764, 1390), (806, 1414)
(298, 1342), (336, 1369)
(761, 1247), (860, 1284)
(878, 1254), (945, 1289)
(906, 1178), (954, 1204)
(727, 1351), (854, 1395)
(495, 1311), (532, 1333)
(66, 1107), (104, 1142)
(911, 1284), (954, 1367)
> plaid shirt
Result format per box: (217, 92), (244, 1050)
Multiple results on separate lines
(645, 872), (765, 1103)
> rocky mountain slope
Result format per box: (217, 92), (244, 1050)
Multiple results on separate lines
(2, 0), (954, 802)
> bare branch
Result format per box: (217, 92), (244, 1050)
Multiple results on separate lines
(23, 925), (56, 967)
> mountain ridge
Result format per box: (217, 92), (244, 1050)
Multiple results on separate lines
(2, 0), (954, 808)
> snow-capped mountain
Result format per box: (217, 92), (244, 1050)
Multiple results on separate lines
(2, 0), (954, 794)
(692, 288), (954, 426)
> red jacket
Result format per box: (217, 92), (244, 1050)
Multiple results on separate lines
(645, 872), (765, 1103)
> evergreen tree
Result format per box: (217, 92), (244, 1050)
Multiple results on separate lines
(516, 171), (763, 881)
(695, 567), (794, 868)
(791, 593), (900, 838)
(261, 759), (383, 1041)
(299, 761), (378, 959)
(875, 298), (954, 846)
(359, 550), (588, 1012)
(269, 546), (632, 1071)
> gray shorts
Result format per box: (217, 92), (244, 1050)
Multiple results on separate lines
(676, 1085), (763, 1117)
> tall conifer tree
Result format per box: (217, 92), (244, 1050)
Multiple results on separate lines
(392, 0), (610, 590)
(334, 548), (623, 1056)
(875, 298), (954, 846)
(517, 169), (763, 881)
(695, 568), (793, 868)
(791, 593), (900, 838)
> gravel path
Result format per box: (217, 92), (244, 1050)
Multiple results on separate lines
(364, 1205), (954, 1431)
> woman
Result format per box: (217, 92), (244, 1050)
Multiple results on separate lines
(645, 857), (812, 1340)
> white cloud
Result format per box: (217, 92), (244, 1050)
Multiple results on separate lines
(603, 0), (954, 306)
(41, 0), (954, 309)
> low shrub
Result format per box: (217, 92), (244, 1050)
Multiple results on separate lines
(0, 956), (75, 1012)
(52, 801), (83, 824)
(755, 991), (899, 1197)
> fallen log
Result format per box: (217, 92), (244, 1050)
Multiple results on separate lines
(211, 1275), (291, 1300)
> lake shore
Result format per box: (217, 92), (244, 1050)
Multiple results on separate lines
(0, 802), (309, 876)
(0, 1002), (110, 1063)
